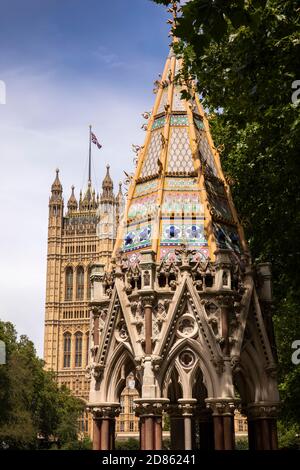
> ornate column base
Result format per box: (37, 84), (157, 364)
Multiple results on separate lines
(135, 398), (169, 450)
(206, 398), (239, 450)
(89, 403), (120, 450)
(247, 402), (280, 450)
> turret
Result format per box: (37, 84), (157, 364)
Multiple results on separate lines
(97, 165), (117, 242)
(49, 168), (63, 221)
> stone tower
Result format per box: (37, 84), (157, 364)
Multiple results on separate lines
(44, 164), (124, 434)
(87, 32), (280, 450)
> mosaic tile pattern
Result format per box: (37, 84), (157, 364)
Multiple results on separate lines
(123, 224), (152, 252)
(157, 89), (169, 114)
(162, 192), (203, 215)
(134, 180), (158, 197)
(172, 87), (186, 112)
(167, 127), (195, 173)
(161, 220), (207, 246)
(164, 177), (199, 191)
(170, 115), (189, 126)
(198, 130), (218, 175)
(194, 116), (204, 130)
(140, 130), (162, 178)
(152, 116), (166, 130)
(128, 194), (157, 220)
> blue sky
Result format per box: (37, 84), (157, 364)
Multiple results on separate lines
(0, 0), (171, 356)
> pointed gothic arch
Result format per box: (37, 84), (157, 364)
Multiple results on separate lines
(102, 342), (140, 403)
(159, 337), (218, 399)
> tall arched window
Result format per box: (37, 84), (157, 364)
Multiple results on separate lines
(76, 266), (84, 300)
(87, 267), (92, 300)
(63, 333), (71, 368)
(65, 267), (73, 301)
(86, 331), (89, 366)
(75, 332), (83, 367)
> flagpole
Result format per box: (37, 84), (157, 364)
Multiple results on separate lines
(88, 125), (92, 184)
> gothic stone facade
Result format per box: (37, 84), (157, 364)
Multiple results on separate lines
(44, 166), (124, 435)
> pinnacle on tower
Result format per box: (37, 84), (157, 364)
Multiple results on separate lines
(50, 168), (63, 203)
(116, 181), (123, 202)
(51, 168), (62, 191)
(67, 185), (78, 212)
(101, 164), (114, 201)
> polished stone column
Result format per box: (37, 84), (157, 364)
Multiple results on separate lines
(90, 404), (120, 451)
(247, 402), (280, 450)
(206, 398), (237, 450)
(178, 399), (197, 450)
(169, 405), (185, 450)
(199, 413), (214, 449)
(154, 416), (162, 450)
(135, 399), (169, 450)
(144, 303), (153, 355)
(92, 418), (101, 451)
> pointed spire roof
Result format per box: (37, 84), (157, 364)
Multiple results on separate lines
(79, 180), (98, 211)
(101, 164), (114, 201)
(50, 168), (63, 203)
(114, 45), (248, 263)
(67, 185), (78, 212)
(51, 168), (62, 192)
(116, 181), (123, 201)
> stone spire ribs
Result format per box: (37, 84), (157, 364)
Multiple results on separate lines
(114, 46), (247, 264)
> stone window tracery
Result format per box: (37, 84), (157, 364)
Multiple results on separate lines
(65, 267), (73, 301)
(63, 332), (71, 368)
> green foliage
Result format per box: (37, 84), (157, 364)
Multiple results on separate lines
(163, 438), (171, 450)
(235, 437), (249, 450)
(277, 421), (300, 449)
(163, 414), (170, 431)
(115, 438), (140, 450)
(0, 320), (85, 450)
(152, 0), (300, 429)
(60, 436), (92, 450)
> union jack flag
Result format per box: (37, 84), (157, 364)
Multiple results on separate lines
(91, 132), (102, 149)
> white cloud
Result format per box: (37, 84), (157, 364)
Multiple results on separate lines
(0, 64), (154, 356)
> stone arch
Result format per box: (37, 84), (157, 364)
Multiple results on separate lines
(158, 338), (218, 399)
(191, 366), (208, 405)
(103, 343), (139, 403)
(162, 360), (184, 400)
(240, 341), (278, 402)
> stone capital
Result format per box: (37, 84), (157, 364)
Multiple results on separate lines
(134, 398), (169, 417)
(138, 293), (156, 308)
(205, 397), (240, 416)
(178, 398), (197, 416)
(88, 402), (121, 419)
(246, 401), (281, 420)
